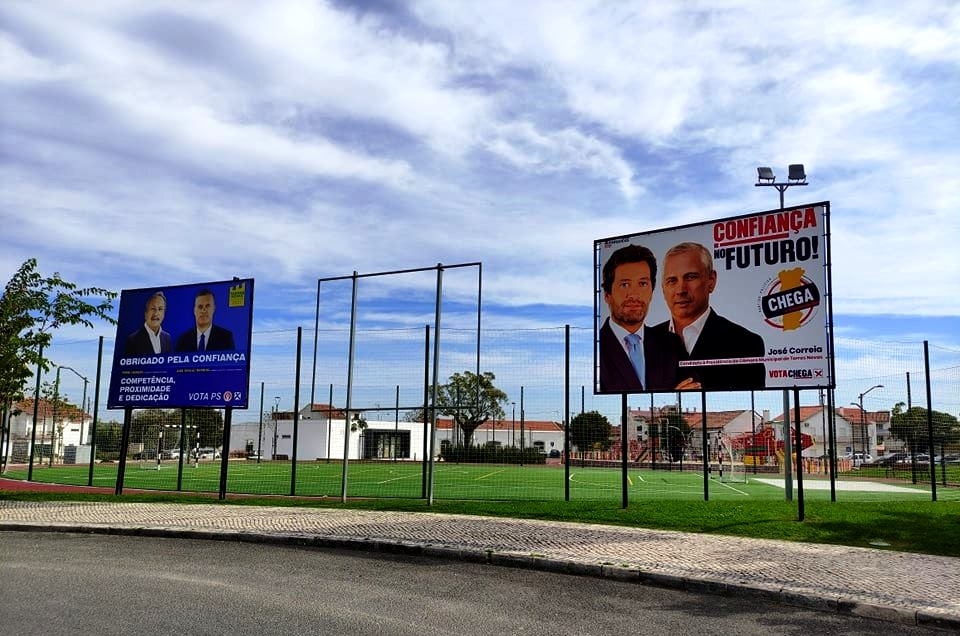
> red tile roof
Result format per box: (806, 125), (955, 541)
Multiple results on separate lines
(14, 398), (89, 421)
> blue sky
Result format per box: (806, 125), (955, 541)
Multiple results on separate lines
(2, 1), (958, 425)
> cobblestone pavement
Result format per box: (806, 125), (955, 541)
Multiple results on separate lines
(0, 499), (958, 630)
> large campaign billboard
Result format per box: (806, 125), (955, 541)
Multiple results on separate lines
(595, 202), (833, 394)
(107, 279), (254, 409)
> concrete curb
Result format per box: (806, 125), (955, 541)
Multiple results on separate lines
(2, 521), (956, 632)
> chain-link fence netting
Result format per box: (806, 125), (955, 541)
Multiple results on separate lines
(3, 327), (958, 502)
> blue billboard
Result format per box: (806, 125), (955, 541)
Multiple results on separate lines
(107, 279), (254, 409)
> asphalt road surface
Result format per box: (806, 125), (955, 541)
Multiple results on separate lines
(0, 532), (935, 635)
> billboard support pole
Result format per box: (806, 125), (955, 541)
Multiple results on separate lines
(827, 387), (837, 501)
(115, 407), (132, 495)
(621, 393), (629, 509)
(793, 388), (805, 521)
(700, 392), (708, 501)
(783, 390), (792, 500)
(87, 337), (104, 486)
(176, 409), (186, 491)
(219, 407), (232, 500)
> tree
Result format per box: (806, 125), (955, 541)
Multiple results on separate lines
(435, 371), (508, 447)
(568, 411), (612, 459)
(0, 259), (116, 408)
(130, 409), (181, 451)
(39, 380), (69, 466)
(659, 406), (690, 462)
(92, 421), (123, 457)
(890, 403), (960, 453)
(185, 408), (224, 450)
(350, 412), (368, 433)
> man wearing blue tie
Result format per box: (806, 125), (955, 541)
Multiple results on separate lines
(598, 244), (699, 393)
(175, 288), (235, 352)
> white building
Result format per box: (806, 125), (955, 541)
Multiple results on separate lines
(3, 398), (91, 463)
(770, 406), (888, 457)
(227, 404), (566, 461)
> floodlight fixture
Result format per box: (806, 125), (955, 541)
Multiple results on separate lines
(788, 163), (807, 183)
(755, 163), (808, 209)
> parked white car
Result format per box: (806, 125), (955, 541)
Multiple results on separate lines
(192, 447), (221, 460)
(850, 452), (873, 468)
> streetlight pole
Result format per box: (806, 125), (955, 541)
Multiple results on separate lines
(855, 384), (883, 460)
(52, 367), (61, 467)
(56, 366), (89, 447)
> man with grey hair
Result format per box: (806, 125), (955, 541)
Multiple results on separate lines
(124, 291), (172, 356)
(655, 242), (765, 390)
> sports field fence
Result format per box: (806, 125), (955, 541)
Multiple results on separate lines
(2, 326), (958, 505)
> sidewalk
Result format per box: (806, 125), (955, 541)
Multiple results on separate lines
(1, 493), (958, 631)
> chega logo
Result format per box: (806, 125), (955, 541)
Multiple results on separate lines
(769, 368), (815, 379)
(758, 267), (820, 331)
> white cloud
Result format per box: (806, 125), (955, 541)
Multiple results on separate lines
(485, 121), (639, 198)
(2, 0), (959, 331)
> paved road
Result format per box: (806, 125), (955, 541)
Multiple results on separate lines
(0, 532), (938, 635)
(0, 497), (958, 631)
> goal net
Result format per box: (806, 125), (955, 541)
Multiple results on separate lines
(715, 433), (748, 484)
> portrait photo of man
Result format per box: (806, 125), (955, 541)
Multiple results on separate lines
(656, 242), (765, 390)
(598, 244), (697, 393)
(124, 291), (172, 356)
(175, 288), (236, 352)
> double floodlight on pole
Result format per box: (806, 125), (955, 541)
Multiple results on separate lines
(756, 164), (808, 210)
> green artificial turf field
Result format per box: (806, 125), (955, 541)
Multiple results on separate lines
(7, 459), (951, 502)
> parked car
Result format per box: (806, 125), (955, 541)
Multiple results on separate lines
(132, 449), (157, 460)
(847, 452), (873, 468)
(192, 447), (221, 460)
(866, 452), (908, 467)
(161, 448), (182, 460)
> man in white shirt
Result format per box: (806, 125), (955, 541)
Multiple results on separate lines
(656, 242), (765, 390)
(124, 291), (172, 356)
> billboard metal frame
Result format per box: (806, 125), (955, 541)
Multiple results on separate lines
(594, 202), (835, 395)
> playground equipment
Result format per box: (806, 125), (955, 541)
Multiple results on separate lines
(728, 426), (814, 468)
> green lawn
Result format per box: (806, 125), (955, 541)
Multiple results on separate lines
(6, 459), (955, 503)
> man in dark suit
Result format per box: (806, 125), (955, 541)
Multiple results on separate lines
(656, 242), (765, 390)
(124, 291), (172, 356)
(598, 244), (697, 393)
(175, 288), (235, 352)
